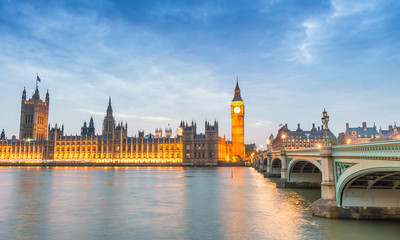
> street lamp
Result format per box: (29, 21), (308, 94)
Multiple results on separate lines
(281, 133), (286, 151)
(321, 109), (330, 146)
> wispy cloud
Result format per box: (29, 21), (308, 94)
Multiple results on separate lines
(250, 121), (274, 128)
(297, 21), (320, 62)
(78, 109), (172, 122)
(330, 0), (378, 18)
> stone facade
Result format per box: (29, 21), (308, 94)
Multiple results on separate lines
(231, 79), (245, 159)
(81, 117), (95, 137)
(269, 123), (336, 151)
(181, 121), (219, 165)
(344, 122), (380, 144)
(379, 124), (400, 140)
(1, 83), (239, 164)
(19, 86), (49, 140)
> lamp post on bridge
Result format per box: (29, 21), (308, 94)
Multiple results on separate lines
(312, 109), (336, 217)
(321, 109), (330, 147)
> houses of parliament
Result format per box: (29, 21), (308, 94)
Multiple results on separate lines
(0, 80), (246, 165)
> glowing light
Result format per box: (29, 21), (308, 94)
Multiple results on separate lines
(281, 134), (286, 139)
(347, 139), (351, 144)
(317, 144), (322, 149)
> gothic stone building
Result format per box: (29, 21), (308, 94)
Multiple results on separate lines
(181, 121), (219, 165)
(0, 83), (241, 164)
(19, 86), (49, 141)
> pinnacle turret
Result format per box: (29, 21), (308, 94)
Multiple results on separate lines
(235, 76), (240, 91)
(232, 77), (243, 101)
(107, 96), (113, 116)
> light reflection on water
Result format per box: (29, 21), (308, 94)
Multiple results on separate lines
(0, 167), (399, 240)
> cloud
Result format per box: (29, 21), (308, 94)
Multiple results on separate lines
(330, 0), (378, 18)
(79, 109), (172, 121)
(297, 21), (320, 62)
(251, 121), (274, 128)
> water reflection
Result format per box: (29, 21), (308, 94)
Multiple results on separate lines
(0, 167), (400, 240)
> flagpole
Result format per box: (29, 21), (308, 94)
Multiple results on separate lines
(36, 73), (38, 89)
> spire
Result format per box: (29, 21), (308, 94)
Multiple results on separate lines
(232, 77), (243, 101)
(33, 85), (40, 100)
(106, 96), (113, 116)
(22, 87), (26, 101)
(45, 89), (50, 103)
(235, 76), (240, 91)
(0, 129), (5, 140)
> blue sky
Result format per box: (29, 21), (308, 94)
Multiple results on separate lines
(1, 0), (400, 147)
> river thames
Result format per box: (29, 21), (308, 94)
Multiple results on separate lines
(0, 167), (399, 240)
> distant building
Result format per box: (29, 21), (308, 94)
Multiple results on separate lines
(81, 117), (95, 137)
(337, 132), (345, 145)
(245, 143), (257, 157)
(155, 128), (162, 138)
(379, 124), (400, 141)
(0, 129), (5, 140)
(344, 122), (380, 144)
(19, 86), (49, 140)
(270, 123), (336, 151)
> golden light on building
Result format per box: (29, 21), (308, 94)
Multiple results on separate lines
(0, 81), (244, 165)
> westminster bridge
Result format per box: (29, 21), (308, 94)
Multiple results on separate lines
(252, 140), (400, 219)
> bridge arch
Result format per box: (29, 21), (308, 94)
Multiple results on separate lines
(287, 158), (322, 183)
(336, 165), (400, 207)
(264, 158), (268, 166)
(270, 158), (282, 177)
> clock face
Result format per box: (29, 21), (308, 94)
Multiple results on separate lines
(234, 106), (241, 114)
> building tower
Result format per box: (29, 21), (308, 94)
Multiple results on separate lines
(19, 85), (50, 140)
(81, 117), (95, 137)
(231, 78), (245, 159)
(102, 97), (115, 138)
(1, 129), (5, 140)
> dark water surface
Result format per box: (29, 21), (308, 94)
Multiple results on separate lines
(0, 167), (399, 240)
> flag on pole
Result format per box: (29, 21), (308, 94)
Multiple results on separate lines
(37, 74), (41, 82)
(279, 124), (282, 127)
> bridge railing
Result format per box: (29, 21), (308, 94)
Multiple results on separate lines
(332, 140), (400, 160)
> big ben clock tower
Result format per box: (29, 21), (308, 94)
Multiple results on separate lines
(231, 78), (245, 159)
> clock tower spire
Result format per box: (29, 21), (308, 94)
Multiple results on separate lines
(231, 77), (245, 159)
